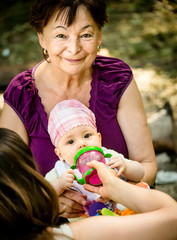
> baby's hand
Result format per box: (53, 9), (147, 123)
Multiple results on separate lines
(60, 169), (75, 189)
(107, 154), (127, 176)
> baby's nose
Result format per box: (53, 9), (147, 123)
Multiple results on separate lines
(78, 141), (87, 149)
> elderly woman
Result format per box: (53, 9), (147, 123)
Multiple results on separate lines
(0, 0), (157, 219)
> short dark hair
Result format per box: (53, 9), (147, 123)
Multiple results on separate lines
(30, 0), (108, 33)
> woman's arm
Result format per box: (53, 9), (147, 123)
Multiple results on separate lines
(70, 161), (177, 240)
(84, 161), (169, 213)
(0, 103), (29, 144)
(117, 78), (157, 186)
(70, 208), (177, 240)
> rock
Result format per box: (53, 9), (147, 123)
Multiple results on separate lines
(156, 152), (171, 165)
(148, 101), (177, 156)
(156, 170), (177, 184)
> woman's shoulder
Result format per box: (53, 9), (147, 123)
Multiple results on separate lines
(4, 67), (35, 100)
(93, 55), (133, 75)
(92, 55), (133, 105)
(3, 65), (39, 122)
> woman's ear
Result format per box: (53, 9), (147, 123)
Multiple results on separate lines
(37, 32), (46, 49)
(98, 29), (102, 46)
(54, 148), (65, 161)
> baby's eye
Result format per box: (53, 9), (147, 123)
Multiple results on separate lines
(56, 34), (67, 39)
(67, 140), (74, 145)
(81, 33), (92, 38)
(84, 133), (91, 138)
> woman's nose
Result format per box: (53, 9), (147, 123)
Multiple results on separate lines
(67, 37), (81, 55)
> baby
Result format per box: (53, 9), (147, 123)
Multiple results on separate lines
(46, 99), (145, 217)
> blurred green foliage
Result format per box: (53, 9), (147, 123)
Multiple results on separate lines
(103, 0), (177, 78)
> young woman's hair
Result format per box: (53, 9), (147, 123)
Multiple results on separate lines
(30, 0), (108, 32)
(0, 128), (59, 240)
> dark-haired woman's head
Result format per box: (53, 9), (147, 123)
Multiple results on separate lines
(0, 128), (59, 239)
(30, 0), (108, 33)
(31, 0), (107, 72)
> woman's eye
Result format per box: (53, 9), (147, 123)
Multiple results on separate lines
(56, 34), (67, 39)
(67, 140), (74, 145)
(84, 133), (91, 138)
(81, 33), (92, 38)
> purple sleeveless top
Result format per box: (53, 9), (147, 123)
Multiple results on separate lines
(4, 55), (133, 175)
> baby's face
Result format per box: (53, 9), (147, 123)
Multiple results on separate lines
(55, 125), (102, 166)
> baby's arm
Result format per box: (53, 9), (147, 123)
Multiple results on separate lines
(50, 169), (75, 196)
(107, 155), (145, 182)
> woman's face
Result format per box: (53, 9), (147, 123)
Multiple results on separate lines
(38, 5), (102, 75)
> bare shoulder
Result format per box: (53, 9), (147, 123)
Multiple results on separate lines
(0, 102), (28, 144)
(119, 78), (144, 108)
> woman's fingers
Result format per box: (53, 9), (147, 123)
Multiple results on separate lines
(87, 160), (117, 183)
(59, 201), (85, 218)
(83, 184), (100, 194)
(58, 190), (87, 218)
(62, 190), (87, 207)
(85, 161), (120, 200)
(61, 210), (84, 219)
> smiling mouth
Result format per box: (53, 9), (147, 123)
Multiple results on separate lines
(64, 58), (83, 63)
